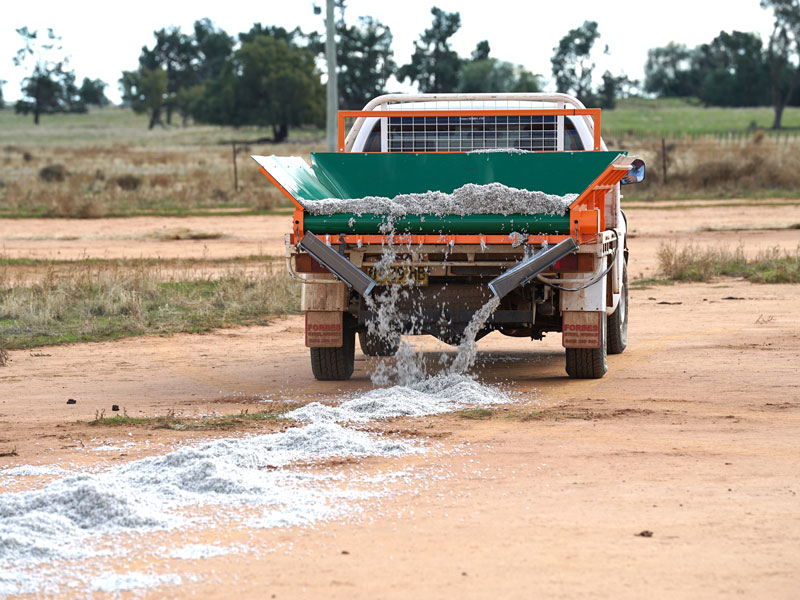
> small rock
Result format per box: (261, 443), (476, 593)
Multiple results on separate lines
(636, 530), (653, 537)
(66, 399), (76, 405)
(111, 405), (120, 412)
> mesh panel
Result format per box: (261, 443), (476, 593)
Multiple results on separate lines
(380, 98), (562, 152)
(387, 115), (558, 152)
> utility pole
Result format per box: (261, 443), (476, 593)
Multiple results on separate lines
(325, 0), (338, 151)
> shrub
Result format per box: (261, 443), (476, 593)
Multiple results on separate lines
(111, 174), (142, 191)
(39, 164), (67, 183)
(658, 242), (800, 283)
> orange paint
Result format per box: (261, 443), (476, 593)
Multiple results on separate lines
(259, 106), (620, 246)
(290, 232), (580, 247)
(336, 108), (603, 153)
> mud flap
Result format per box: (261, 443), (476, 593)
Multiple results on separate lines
(562, 311), (603, 348)
(305, 311), (343, 348)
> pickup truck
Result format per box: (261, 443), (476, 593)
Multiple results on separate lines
(254, 92), (644, 381)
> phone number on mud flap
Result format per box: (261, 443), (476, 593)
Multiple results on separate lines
(364, 265), (429, 286)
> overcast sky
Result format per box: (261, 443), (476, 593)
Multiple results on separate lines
(1, 0), (778, 104)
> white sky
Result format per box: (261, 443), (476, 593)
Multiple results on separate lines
(1, 0), (777, 104)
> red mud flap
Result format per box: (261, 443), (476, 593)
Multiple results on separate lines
(305, 311), (343, 348)
(562, 311), (602, 348)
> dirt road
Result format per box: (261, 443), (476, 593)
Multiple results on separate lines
(1, 203), (799, 598)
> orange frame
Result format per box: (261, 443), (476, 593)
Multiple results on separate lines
(261, 107), (617, 247)
(337, 108), (603, 153)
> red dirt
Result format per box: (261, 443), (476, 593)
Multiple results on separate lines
(1, 203), (799, 598)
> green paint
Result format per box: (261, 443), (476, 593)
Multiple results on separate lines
(303, 213), (570, 235)
(310, 151), (621, 199)
(255, 151), (623, 235)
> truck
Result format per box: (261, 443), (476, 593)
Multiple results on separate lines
(253, 93), (645, 381)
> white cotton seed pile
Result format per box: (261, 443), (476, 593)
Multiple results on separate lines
(0, 422), (416, 572)
(0, 216), (520, 596)
(168, 544), (236, 560)
(89, 572), (183, 593)
(289, 373), (508, 423)
(1, 465), (66, 477)
(466, 147), (531, 154)
(303, 182), (576, 217)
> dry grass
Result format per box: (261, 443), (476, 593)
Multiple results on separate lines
(0, 143), (314, 217)
(0, 261), (300, 348)
(4, 105), (800, 215)
(88, 407), (289, 430)
(658, 242), (800, 283)
(615, 132), (800, 200)
(0, 107), (324, 218)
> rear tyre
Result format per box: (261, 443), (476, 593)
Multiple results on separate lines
(358, 331), (399, 357)
(607, 263), (628, 355)
(565, 314), (608, 379)
(310, 325), (355, 380)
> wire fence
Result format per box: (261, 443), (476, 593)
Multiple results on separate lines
(605, 129), (800, 146)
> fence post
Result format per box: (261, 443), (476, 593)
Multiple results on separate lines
(232, 142), (239, 193)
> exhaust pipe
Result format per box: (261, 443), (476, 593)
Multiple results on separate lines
(488, 237), (578, 299)
(298, 232), (376, 296)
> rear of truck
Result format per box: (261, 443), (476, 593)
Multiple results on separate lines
(254, 93), (644, 381)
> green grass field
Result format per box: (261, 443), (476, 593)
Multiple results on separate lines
(603, 97), (800, 138)
(3, 98), (800, 146)
(0, 106), (324, 146)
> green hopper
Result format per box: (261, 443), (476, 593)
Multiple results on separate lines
(253, 151), (627, 236)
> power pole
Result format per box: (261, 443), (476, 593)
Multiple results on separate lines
(325, 0), (338, 151)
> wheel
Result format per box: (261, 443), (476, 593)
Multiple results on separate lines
(310, 325), (355, 380)
(358, 331), (399, 357)
(565, 313), (608, 379)
(607, 262), (628, 355)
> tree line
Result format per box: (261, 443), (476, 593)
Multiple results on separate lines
(5, 0), (800, 134)
(8, 27), (108, 124)
(644, 0), (800, 128)
(116, 6), (550, 141)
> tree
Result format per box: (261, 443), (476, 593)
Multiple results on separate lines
(398, 7), (463, 93)
(192, 18), (235, 82)
(121, 19), (235, 128)
(191, 32), (324, 142)
(138, 26), (196, 124)
(239, 23), (301, 45)
(0, 80), (5, 109)
(13, 27), (84, 124)
(644, 42), (700, 97)
(335, 15), (396, 109)
(458, 42), (541, 93)
(307, 4), (395, 109)
(551, 21), (600, 102)
(472, 40), (490, 61)
(119, 67), (167, 129)
(761, 0), (800, 128)
(79, 78), (109, 107)
(597, 71), (638, 109)
(695, 31), (770, 107)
